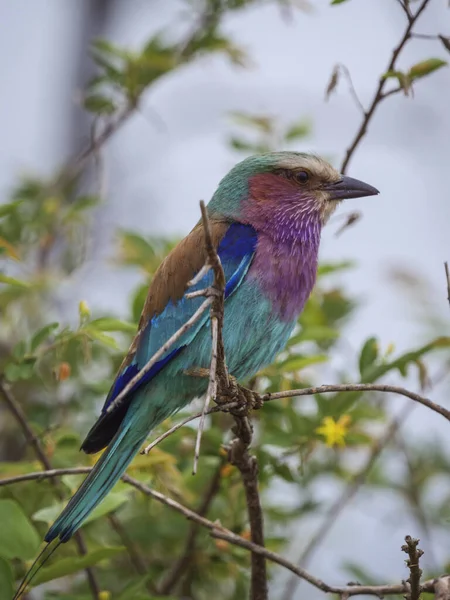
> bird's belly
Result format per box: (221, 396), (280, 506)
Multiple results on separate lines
(135, 281), (296, 423)
(179, 279), (296, 381)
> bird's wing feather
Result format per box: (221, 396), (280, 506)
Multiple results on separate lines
(81, 219), (257, 453)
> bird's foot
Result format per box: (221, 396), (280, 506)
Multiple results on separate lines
(219, 375), (263, 417)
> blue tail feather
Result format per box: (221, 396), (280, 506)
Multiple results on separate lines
(45, 403), (151, 544)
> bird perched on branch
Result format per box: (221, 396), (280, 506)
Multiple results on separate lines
(15, 152), (378, 596)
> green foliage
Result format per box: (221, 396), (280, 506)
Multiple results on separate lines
(383, 58), (447, 96)
(0, 500), (41, 560)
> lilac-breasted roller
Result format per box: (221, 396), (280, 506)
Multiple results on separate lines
(14, 152), (378, 596)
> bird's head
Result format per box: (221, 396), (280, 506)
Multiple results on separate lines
(209, 152), (378, 239)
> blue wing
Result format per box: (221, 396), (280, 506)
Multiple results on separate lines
(81, 222), (257, 453)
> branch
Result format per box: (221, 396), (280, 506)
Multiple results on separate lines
(340, 0), (431, 173)
(193, 200), (226, 475)
(402, 536), (424, 600)
(261, 383), (450, 423)
(229, 437), (267, 600)
(445, 262), (450, 307)
(1, 467), (445, 597)
(0, 380), (100, 599)
(434, 576), (450, 600)
(281, 402), (415, 600)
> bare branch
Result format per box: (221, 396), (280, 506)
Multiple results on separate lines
(194, 316), (219, 474)
(141, 400), (239, 455)
(341, 0), (432, 173)
(2, 467), (444, 598)
(402, 535), (424, 600)
(444, 262), (450, 307)
(262, 383), (450, 423)
(193, 200), (226, 474)
(229, 438), (268, 600)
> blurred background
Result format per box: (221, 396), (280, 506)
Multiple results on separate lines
(0, 1), (450, 599)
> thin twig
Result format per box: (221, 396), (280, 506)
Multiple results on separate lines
(340, 0), (431, 173)
(262, 383), (450, 423)
(193, 316), (219, 474)
(402, 535), (424, 600)
(444, 262), (450, 307)
(1, 467), (444, 597)
(339, 64), (366, 116)
(397, 0), (413, 21)
(0, 380), (100, 599)
(141, 400), (239, 455)
(106, 296), (213, 415)
(192, 200), (227, 474)
(281, 402), (415, 600)
(158, 459), (225, 594)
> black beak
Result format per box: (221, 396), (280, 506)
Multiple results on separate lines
(324, 176), (379, 201)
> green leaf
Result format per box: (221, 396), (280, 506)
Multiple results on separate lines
(331, 0), (350, 4)
(284, 120), (311, 141)
(288, 326), (339, 346)
(359, 337), (379, 376)
(4, 363), (23, 382)
(0, 500), (41, 560)
(228, 137), (257, 152)
(278, 354), (328, 373)
(12, 340), (27, 360)
(0, 273), (30, 288)
(89, 317), (136, 333)
(85, 327), (119, 349)
(84, 94), (117, 115)
(408, 58), (447, 80)
(132, 283), (148, 323)
(0, 200), (22, 219)
(4, 361), (35, 382)
(0, 557), (14, 600)
(33, 492), (129, 527)
(32, 547), (125, 586)
(30, 322), (59, 352)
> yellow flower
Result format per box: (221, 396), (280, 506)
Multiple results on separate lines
(98, 592), (111, 600)
(315, 415), (351, 447)
(79, 300), (90, 318)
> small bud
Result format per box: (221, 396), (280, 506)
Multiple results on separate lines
(57, 362), (71, 381)
(385, 342), (395, 356)
(79, 300), (90, 318)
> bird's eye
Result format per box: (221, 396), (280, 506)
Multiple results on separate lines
(295, 170), (309, 184)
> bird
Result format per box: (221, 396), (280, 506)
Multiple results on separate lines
(14, 152), (378, 596)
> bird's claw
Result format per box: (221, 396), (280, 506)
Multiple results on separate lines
(219, 375), (263, 417)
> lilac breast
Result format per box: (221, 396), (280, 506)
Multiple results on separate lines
(248, 233), (319, 322)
